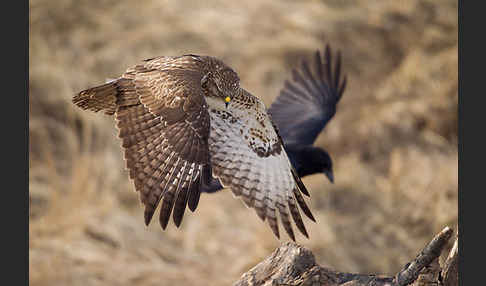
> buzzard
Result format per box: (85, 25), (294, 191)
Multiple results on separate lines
(202, 45), (347, 193)
(73, 53), (316, 241)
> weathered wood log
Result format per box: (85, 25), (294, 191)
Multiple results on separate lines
(441, 233), (458, 286)
(234, 226), (457, 286)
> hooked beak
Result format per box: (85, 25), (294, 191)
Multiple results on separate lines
(323, 170), (334, 184)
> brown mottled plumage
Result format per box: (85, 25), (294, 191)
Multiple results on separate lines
(72, 54), (315, 240)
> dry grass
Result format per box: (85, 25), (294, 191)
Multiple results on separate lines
(29, 0), (458, 285)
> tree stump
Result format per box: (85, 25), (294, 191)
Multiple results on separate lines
(234, 227), (458, 286)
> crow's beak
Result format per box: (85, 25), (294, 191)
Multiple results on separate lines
(324, 170), (334, 184)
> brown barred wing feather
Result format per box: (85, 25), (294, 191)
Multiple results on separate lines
(101, 56), (212, 230)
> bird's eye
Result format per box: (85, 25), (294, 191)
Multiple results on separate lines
(225, 96), (231, 103)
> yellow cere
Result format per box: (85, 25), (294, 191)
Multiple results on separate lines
(225, 96), (231, 103)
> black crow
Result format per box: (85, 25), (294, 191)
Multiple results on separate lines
(202, 44), (347, 193)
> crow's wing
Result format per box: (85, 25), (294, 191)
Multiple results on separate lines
(268, 45), (347, 146)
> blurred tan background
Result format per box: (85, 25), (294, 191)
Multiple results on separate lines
(29, 0), (458, 285)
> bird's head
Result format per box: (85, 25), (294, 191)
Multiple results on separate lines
(295, 146), (334, 183)
(315, 148), (334, 183)
(201, 57), (240, 109)
(320, 151), (334, 183)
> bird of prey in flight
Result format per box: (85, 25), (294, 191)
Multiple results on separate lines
(202, 45), (347, 194)
(72, 45), (345, 241)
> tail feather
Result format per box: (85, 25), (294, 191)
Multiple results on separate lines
(72, 81), (119, 115)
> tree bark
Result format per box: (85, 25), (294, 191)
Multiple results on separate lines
(441, 233), (458, 286)
(234, 226), (457, 286)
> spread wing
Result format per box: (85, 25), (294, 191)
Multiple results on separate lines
(268, 45), (347, 146)
(74, 56), (212, 230)
(208, 90), (315, 241)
